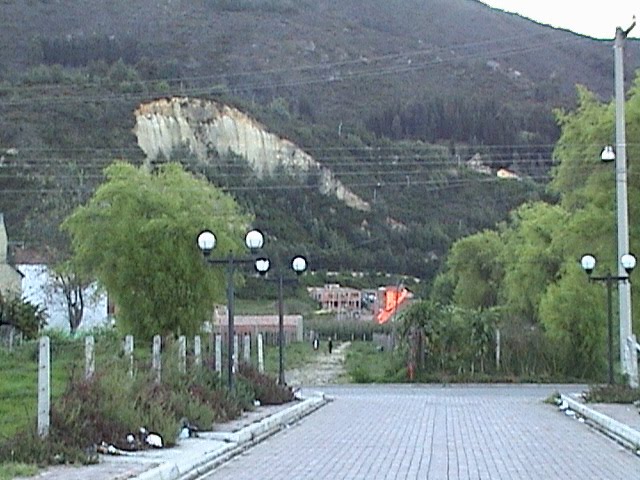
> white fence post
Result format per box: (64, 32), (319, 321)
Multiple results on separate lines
(85, 335), (95, 379)
(178, 335), (186, 374)
(495, 328), (501, 371)
(257, 333), (264, 373)
(124, 335), (134, 377)
(37, 336), (50, 438)
(215, 335), (222, 374)
(194, 335), (202, 368)
(243, 334), (251, 364)
(628, 335), (639, 388)
(233, 334), (239, 373)
(8, 326), (14, 351)
(152, 335), (162, 383)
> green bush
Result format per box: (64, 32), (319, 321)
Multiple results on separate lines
(238, 363), (294, 405)
(350, 365), (373, 383)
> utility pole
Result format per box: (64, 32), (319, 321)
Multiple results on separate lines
(613, 19), (637, 387)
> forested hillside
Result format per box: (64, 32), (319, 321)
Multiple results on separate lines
(0, 0), (638, 286)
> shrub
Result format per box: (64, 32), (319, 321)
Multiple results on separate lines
(583, 384), (640, 404)
(238, 363), (294, 405)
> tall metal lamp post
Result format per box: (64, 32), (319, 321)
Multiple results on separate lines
(607, 17), (637, 386)
(580, 253), (636, 384)
(256, 255), (308, 385)
(197, 229), (267, 391)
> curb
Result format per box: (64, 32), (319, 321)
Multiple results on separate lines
(131, 394), (329, 480)
(560, 394), (640, 451)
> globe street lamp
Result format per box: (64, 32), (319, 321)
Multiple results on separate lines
(580, 253), (636, 384)
(197, 229), (268, 390)
(257, 255), (308, 385)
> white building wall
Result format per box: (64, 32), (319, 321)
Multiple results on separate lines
(18, 264), (109, 333)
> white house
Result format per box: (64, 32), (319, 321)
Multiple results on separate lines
(17, 262), (110, 333)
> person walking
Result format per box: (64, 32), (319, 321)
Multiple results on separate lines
(328, 338), (333, 354)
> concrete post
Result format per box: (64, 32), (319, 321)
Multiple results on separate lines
(85, 335), (95, 379)
(243, 334), (251, 364)
(258, 333), (264, 373)
(178, 335), (186, 374)
(614, 24), (637, 387)
(233, 334), (239, 373)
(215, 334), (222, 374)
(37, 336), (50, 438)
(194, 335), (202, 367)
(124, 335), (134, 377)
(628, 335), (638, 384)
(495, 328), (501, 371)
(152, 335), (162, 383)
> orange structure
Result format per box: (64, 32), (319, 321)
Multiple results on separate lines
(376, 286), (411, 324)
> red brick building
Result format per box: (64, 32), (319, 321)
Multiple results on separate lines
(210, 306), (303, 345)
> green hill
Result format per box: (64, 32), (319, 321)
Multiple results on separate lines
(0, 0), (637, 286)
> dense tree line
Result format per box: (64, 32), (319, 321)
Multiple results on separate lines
(411, 76), (640, 381)
(40, 34), (140, 67)
(366, 95), (558, 169)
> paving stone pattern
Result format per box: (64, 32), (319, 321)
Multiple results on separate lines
(205, 385), (640, 480)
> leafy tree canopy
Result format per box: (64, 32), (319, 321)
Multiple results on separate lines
(445, 229), (504, 310)
(62, 162), (252, 340)
(500, 202), (569, 324)
(0, 294), (47, 339)
(428, 73), (640, 379)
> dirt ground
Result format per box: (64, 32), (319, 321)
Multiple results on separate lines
(285, 341), (351, 387)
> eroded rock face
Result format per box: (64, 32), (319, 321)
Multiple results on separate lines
(133, 97), (370, 211)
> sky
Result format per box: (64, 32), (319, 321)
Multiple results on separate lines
(480, 1), (638, 39)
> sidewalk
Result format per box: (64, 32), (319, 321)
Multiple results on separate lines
(15, 388), (640, 479)
(16, 392), (328, 480)
(559, 390), (640, 452)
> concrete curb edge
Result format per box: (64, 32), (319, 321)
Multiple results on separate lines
(131, 394), (329, 480)
(560, 394), (640, 451)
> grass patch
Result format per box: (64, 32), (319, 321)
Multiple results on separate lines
(583, 384), (640, 404)
(0, 337), (85, 442)
(0, 462), (38, 480)
(344, 341), (403, 383)
(263, 341), (319, 375)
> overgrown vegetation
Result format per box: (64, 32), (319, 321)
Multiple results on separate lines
(583, 385), (640, 404)
(0, 331), (293, 467)
(345, 341), (405, 383)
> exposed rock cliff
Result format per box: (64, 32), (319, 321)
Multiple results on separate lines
(133, 97), (370, 211)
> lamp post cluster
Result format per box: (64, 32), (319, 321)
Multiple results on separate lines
(197, 229), (266, 391)
(196, 229), (307, 390)
(580, 254), (636, 384)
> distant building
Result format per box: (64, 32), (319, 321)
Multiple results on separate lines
(13, 246), (109, 333)
(0, 213), (23, 298)
(307, 283), (361, 315)
(496, 168), (519, 179)
(210, 305), (303, 344)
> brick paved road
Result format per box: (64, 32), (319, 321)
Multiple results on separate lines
(201, 385), (640, 480)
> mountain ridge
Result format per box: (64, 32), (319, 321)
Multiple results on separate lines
(0, 0), (636, 283)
